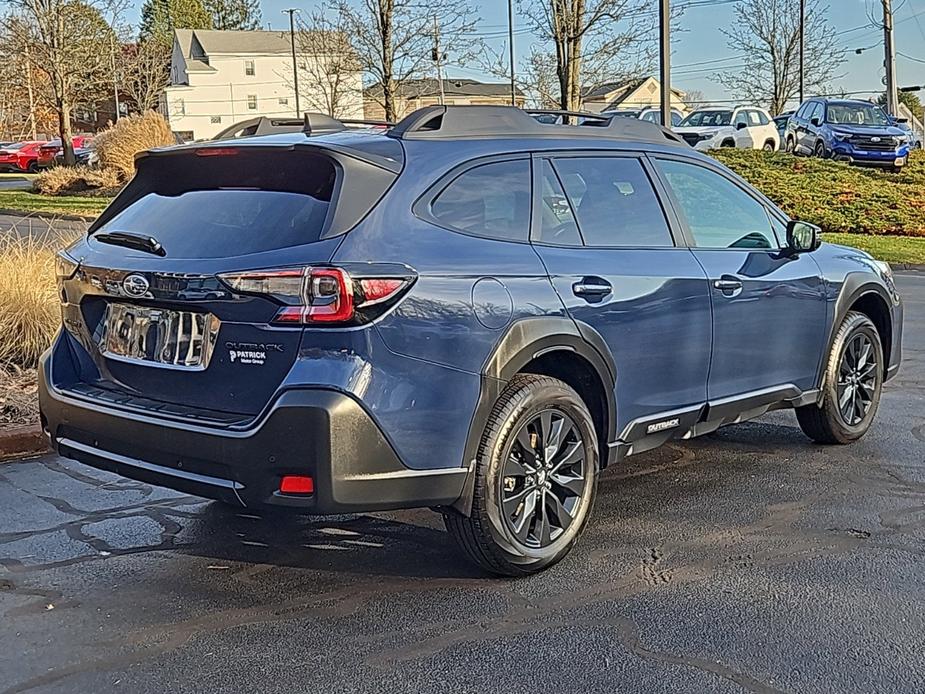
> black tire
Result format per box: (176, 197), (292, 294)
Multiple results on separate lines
(796, 311), (883, 444)
(26, 161), (39, 173)
(785, 136), (795, 153)
(763, 140), (776, 152)
(721, 139), (736, 148)
(443, 374), (599, 576)
(814, 140), (828, 159)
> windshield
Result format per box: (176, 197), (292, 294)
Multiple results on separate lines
(2, 143), (28, 151)
(680, 110), (733, 127)
(826, 103), (890, 126)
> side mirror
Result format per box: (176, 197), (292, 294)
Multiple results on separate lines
(736, 121), (747, 130)
(810, 117), (821, 127)
(786, 220), (821, 254)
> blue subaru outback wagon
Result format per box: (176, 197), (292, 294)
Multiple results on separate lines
(40, 106), (903, 575)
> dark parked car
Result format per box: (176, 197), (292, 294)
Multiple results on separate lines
(40, 106), (903, 575)
(785, 98), (912, 169)
(773, 111), (793, 146)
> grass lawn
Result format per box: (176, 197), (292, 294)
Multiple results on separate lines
(0, 189), (110, 217)
(823, 233), (925, 265)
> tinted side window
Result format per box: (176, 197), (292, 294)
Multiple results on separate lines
(536, 160), (582, 246)
(655, 159), (778, 249)
(553, 157), (673, 247)
(431, 159), (531, 241)
(809, 102), (823, 123)
(796, 102), (812, 120)
(734, 110), (749, 127)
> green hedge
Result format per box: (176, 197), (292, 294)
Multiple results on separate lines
(710, 149), (925, 238)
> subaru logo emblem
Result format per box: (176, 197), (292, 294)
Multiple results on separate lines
(122, 274), (149, 297)
(871, 137), (881, 143)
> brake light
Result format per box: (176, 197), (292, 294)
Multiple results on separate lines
(279, 475), (314, 494)
(218, 266), (410, 325)
(195, 147), (239, 157)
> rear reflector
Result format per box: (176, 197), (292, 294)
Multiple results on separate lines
(279, 475), (314, 494)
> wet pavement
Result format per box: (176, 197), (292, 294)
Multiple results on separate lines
(1, 274), (923, 693)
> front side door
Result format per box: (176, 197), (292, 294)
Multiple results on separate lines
(531, 153), (713, 438)
(651, 156), (827, 402)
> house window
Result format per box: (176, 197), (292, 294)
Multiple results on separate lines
(244, 60), (255, 76)
(278, 97), (289, 105)
(211, 116), (222, 124)
(247, 95), (257, 110)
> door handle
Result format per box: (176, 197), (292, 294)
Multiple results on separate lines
(713, 277), (743, 295)
(573, 278), (612, 299)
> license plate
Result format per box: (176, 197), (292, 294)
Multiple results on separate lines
(100, 303), (219, 369)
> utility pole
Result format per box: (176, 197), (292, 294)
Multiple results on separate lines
(283, 8), (301, 116)
(658, 0), (671, 127)
(110, 34), (120, 122)
(507, 0), (516, 106)
(23, 43), (36, 140)
(433, 16), (446, 105)
(799, 0), (805, 103)
(883, 0), (899, 116)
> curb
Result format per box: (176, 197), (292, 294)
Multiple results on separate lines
(890, 263), (925, 272)
(0, 425), (49, 462)
(0, 208), (97, 223)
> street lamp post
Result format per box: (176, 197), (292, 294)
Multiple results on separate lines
(283, 8), (301, 117)
(799, 0), (805, 103)
(659, 0), (671, 127)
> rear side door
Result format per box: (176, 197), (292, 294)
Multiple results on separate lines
(650, 155), (827, 401)
(531, 152), (713, 440)
(733, 111), (755, 148)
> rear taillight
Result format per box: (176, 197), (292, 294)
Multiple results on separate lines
(218, 266), (412, 326)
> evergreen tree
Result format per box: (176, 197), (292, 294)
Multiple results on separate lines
(204, 0), (262, 31)
(140, 0), (213, 47)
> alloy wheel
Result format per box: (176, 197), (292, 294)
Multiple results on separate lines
(499, 409), (587, 549)
(837, 333), (878, 426)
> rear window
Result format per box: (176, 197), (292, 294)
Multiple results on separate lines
(92, 150), (336, 258)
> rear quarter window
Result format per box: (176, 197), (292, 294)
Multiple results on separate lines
(429, 159), (531, 242)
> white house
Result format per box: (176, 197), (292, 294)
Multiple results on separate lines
(162, 29), (364, 141)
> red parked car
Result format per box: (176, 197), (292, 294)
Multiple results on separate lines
(0, 141), (47, 172)
(36, 135), (93, 168)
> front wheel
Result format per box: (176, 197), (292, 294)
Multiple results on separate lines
(443, 374), (598, 576)
(814, 141), (828, 159)
(796, 311), (883, 444)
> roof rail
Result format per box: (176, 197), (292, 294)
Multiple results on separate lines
(387, 105), (685, 146)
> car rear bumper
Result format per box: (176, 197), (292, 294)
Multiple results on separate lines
(38, 352), (468, 514)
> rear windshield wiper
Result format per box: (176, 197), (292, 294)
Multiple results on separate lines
(93, 231), (166, 257)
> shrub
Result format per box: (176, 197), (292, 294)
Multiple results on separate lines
(0, 233), (66, 369)
(32, 165), (121, 196)
(711, 148), (925, 237)
(93, 111), (175, 179)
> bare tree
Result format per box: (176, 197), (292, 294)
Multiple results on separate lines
(332, 0), (477, 122)
(519, 0), (667, 112)
(121, 39), (171, 113)
(720, 0), (845, 115)
(296, 10), (363, 118)
(4, 0), (115, 164)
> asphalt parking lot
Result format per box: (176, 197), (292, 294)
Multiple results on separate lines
(2, 273), (923, 694)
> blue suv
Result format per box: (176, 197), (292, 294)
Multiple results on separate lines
(39, 106), (903, 575)
(785, 98), (912, 170)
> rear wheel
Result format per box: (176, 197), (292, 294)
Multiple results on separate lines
(721, 139), (736, 148)
(796, 311), (883, 444)
(26, 161), (38, 173)
(785, 136), (795, 153)
(814, 140), (828, 159)
(763, 140), (776, 152)
(444, 374), (598, 576)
